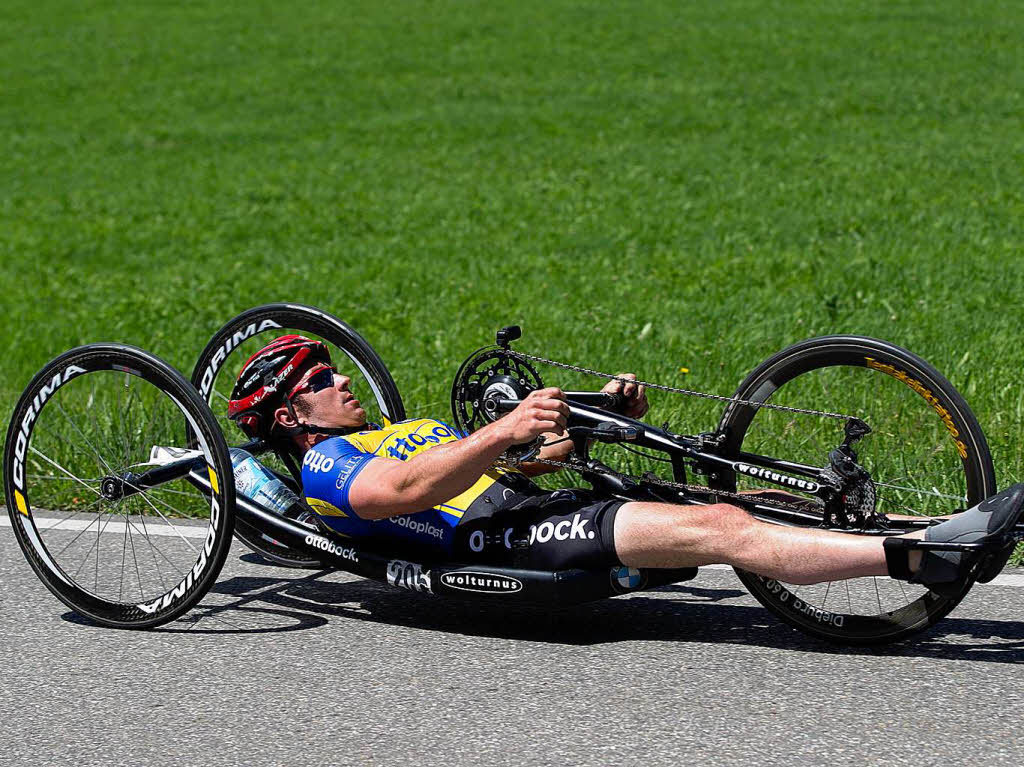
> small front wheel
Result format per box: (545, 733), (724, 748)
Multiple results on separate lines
(713, 335), (996, 645)
(4, 344), (236, 628)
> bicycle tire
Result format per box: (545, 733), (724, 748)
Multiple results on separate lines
(712, 335), (996, 645)
(4, 344), (235, 628)
(190, 303), (406, 568)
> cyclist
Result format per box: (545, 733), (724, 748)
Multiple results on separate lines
(228, 335), (1024, 596)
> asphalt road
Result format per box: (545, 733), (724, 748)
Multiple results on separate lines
(4, 526), (1024, 767)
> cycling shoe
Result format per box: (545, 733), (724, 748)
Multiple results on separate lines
(885, 483), (1024, 598)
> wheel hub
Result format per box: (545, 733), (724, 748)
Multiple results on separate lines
(99, 473), (138, 501)
(481, 374), (532, 421)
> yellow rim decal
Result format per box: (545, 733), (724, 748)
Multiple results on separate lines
(14, 490), (28, 516)
(208, 467), (219, 494)
(864, 356), (968, 458)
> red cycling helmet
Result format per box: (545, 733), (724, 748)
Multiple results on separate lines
(228, 334), (348, 440)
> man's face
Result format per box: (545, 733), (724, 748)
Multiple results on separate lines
(289, 367), (368, 431)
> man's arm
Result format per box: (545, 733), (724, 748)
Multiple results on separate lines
(346, 388), (569, 520)
(519, 373), (649, 477)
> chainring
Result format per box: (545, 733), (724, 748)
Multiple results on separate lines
(451, 347), (545, 463)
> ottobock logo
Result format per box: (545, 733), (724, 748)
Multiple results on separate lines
(303, 534), (357, 562)
(733, 463), (820, 492)
(527, 513), (594, 544)
(198, 319), (282, 397)
(389, 515), (446, 540)
(302, 449), (336, 474)
(138, 493), (221, 614)
(440, 571), (523, 594)
(387, 560), (432, 593)
(11, 364), (87, 491)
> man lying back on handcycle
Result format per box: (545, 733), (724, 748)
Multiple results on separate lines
(227, 335), (1024, 597)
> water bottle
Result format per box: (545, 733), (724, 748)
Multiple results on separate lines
(229, 448), (304, 517)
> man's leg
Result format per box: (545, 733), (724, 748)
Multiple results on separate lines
(613, 502), (899, 585)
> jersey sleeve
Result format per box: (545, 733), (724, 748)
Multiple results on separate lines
(301, 438), (379, 519)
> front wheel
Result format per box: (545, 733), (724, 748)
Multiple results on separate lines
(713, 335), (996, 645)
(4, 344), (236, 628)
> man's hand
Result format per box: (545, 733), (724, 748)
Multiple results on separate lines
(602, 373), (649, 419)
(495, 387), (570, 444)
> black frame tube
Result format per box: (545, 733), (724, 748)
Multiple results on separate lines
(125, 412), (1015, 605)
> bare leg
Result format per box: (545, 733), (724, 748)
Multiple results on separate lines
(613, 502), (921, 585)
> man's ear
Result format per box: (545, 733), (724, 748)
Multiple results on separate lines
(273, 404), (299, 430)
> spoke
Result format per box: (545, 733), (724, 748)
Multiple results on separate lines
(821, 581), (831, 610)
(895, 577), (909, 604)
(874, 481), (966, 503)
(122, 481), (200, 554)
(117, 373), (132, 470)
(845, 580), (852, 613)
(137, 388), (163, 478)
(126, 480), (205, 519)
(124, 502), (146, 600)
(119, 505), (129, 600)
(213, 389), (231, 404)
(29, 447), (102, 499)
(96, 497), (103, 591)
(31, 419), (109, 478)
(26, 474), (104, 483)
(873, 576), (883, 615)
(54, 399), (118, 475)
(54, 505), (106, 558)
(144, 486), (201, 498)
(52, 496), (107, 528)
(71, 508), (119, 581)
(124, 514), (186, 579)
(876, 492), (942, 518)
(132, 498), (170, 592)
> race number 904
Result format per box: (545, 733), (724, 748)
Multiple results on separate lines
(387, 560), (432, 594)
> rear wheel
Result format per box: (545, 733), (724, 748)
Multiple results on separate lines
(4, 344), (235, 628)
(191, 303), (405, 567)
(713, 335), (996, 645)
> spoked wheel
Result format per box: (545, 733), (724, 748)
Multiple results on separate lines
(3, 344), (235, 629)
(191, 303), (405, 568)
(713, 335), (996, 645)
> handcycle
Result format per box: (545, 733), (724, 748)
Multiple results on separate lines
(3, 303), (1012, 645)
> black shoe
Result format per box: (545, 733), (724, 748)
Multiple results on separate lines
(888, 484), (1024, 598)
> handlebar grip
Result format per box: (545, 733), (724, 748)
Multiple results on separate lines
(603, 391), (626, 411)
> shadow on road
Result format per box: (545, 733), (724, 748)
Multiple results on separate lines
(62, 566), (1024, 662)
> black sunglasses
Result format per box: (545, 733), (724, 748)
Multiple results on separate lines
(288, 365), (337, 399)
(305, 366), (337, 393)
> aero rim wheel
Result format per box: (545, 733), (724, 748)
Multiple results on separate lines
(714, 335), (996, 645)
(4, 344), (235, 628)
(191, 303), (405, 568)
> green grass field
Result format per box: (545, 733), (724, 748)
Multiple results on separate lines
(2, 0), (1023, 499)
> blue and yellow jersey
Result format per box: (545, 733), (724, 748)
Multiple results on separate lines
(300, 419), (535, 551)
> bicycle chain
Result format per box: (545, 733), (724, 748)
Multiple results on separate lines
(506, 350), (857, 421)
(524, 455), (823, 513)
(485, 348), (854, 516)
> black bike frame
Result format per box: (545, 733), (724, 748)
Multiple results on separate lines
(118, 439), (694, 606)
(110, 397), (995, 606)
